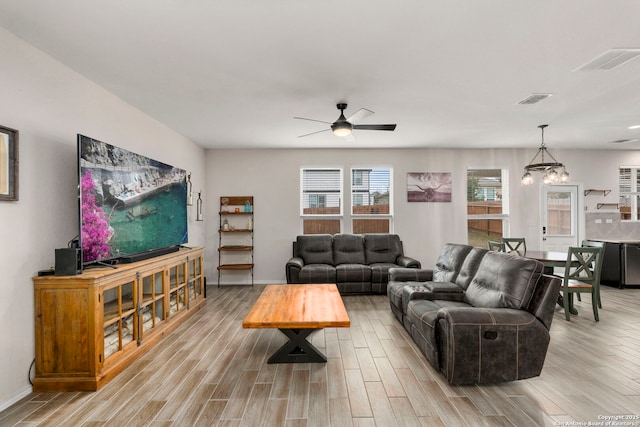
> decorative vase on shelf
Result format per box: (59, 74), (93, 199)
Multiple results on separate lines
(247, 217), (253, 230)
(244, 200), (251, 212)
(222, 218), (229, 231)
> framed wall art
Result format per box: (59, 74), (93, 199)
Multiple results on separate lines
(407, 172), (452, 202)
(0, 125), (19, 201)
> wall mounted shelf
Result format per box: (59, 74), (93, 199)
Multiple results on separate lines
(585, 189), (611, 196)
(597, 203), (619, 210)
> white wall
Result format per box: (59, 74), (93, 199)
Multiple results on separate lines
(205, 148), (640, 283)
(0, 27), (206, 410)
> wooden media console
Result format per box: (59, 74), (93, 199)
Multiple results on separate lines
(32, 247), (205, 392)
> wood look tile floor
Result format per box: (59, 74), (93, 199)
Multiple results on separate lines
(3, 284), (640, 426)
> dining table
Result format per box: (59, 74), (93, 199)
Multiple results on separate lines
(518, 250), (570, 268)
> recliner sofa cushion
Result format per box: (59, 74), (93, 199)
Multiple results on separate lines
(296, 234), (334, 265)
(333, 234), (366, 265)
(432, 244), (474, 283)
(299, 264), (336, 283)
(364, 234), (403, 264)
(463, 252), (543, 309)
(336, 263), (371, 283)
(454, 247), (488, 290)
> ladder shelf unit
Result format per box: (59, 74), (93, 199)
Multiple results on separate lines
(217, 196), (254, 286)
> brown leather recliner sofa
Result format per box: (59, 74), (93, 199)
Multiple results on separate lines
(388, 243), (561, 385)
(286, 234), (421, 294)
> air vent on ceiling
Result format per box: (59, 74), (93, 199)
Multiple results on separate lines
(516, 93), (553, 105)
(575, 48), (640, 71)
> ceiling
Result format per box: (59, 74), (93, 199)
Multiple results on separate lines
(1, 1), (640, 151)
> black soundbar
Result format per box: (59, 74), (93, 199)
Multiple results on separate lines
(118, 246), (180, 264)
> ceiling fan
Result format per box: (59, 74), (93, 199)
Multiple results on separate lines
(294, 103), (396, 140)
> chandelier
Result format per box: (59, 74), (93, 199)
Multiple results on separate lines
(521, 124), (569, 185)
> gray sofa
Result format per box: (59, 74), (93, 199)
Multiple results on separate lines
(286, 234), (421, 294)
(388, 243), (561, 385)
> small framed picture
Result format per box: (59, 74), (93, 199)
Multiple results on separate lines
(0, 125), (19, 201)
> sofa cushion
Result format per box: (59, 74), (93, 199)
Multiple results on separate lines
(299, 264), (336, 283)
(333, 234), (366, 265)
(364, 234), (402, 264)
(454, 247), (488, 290)
(370, 262), (397, 285)
(432, 243), (474, 283)
(463, 252), (543, 309)
(336, 263), (371, 283)
(296, 235), (334, 265)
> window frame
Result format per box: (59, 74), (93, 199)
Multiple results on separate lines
(300, 167), (344, 234)
(620, 166), (640, 221)
(467, 168), (510, 247)
(350, 166), (393, 234)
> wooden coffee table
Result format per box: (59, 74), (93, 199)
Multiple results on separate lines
(242, 284), (350, 364)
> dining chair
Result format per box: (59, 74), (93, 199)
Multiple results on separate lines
(488, 241), (505, 252)
(580, 240), (605, 308)
(560, 246), (604, 321)
(503, 237), (526, 254)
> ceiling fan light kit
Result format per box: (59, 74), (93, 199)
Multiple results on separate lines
(521, 124), (569, 186)
(296, 103), (396, 139)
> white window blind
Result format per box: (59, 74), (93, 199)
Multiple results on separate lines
(620, 166), (640, 221)
(300, 168), (343, 234)
(351, 167), (392, 233)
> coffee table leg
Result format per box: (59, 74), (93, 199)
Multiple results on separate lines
(268, 329), (327, 364)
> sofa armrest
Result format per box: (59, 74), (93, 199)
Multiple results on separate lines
(389, 267), (433, 282)
(286, 257), (305, 283)
(402, 283), (464, 314)
(436, 306), (536, 325)
(436, 306), (551, 384)
(396, 255), (421, 269)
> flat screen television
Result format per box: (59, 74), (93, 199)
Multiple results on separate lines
(78, 134), (188, 266)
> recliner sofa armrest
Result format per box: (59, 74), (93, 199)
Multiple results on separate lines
(436, 306), (550, 384)
(286, 257), (304, 283)
(389, 267), (433, 282)
(396, 255), (421, 268)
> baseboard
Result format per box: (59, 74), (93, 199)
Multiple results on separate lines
(0, 385), (33, 413)
(205, 279), (286, 286)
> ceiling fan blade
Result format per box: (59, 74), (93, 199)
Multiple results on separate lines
(294, 117), (332, 124)
(342, 133), (356, 142)
(298, 128), (330, 138)
(353, 124), (397, 131)
(346, 108), (374, 123)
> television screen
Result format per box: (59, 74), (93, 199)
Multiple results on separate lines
(78, 134), (188, 265)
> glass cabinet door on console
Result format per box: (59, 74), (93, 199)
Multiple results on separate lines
(168, 262), (188, 315)
(139, 271), (165, 338)
(188, 256), (203, 300)
(102, 280), (136, 361)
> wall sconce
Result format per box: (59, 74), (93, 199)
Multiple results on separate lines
(196, 191), (203, 221)
(186, 173), (193, 206)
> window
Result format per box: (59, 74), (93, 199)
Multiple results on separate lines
(300, 168), (342, 234)
(467, 168), (509, 248)
(351, 167), (392, 234)
(620, 166), (640, 221)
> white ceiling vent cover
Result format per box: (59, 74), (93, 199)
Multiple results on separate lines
(517, 93), (553, 105)
(575, 48), (640, 71)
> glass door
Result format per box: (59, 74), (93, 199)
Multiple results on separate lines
(541, 184), (581, 251)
